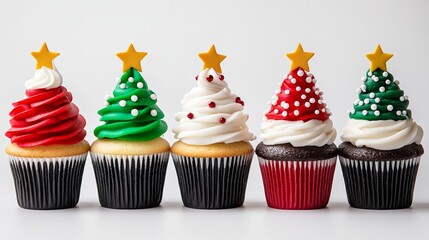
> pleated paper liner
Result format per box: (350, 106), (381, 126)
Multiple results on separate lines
(258, 157), (336, 209)
(9, 153), (87, 210)
(172, 153), (253, 209)
(91, 152), (169, 209)
(339, 156), (420, 209)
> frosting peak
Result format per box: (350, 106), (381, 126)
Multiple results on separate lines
(173, 68), (255, 145)
(25, 65), (63, 90)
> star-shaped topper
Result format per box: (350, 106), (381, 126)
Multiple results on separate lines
(198, 45), (226, 73)
(366, 44), (393, 72)
(286, 43), (314, 72)
(116, 43), (148, 72)
(31, 43), (60, 70)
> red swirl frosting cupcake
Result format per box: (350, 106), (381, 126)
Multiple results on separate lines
(5, 43), (89, 210)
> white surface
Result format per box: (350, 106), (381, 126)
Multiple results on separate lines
(1, 0), (429, 239)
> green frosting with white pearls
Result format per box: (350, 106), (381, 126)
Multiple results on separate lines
(349, 68), (411, 120)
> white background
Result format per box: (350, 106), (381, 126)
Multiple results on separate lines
(1, 0), (429, 239)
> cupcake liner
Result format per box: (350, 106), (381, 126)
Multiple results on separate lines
(9, 153), (87, 210)
(339, 156), (421, 209)
(172, 153), (253, 209)
(258, 157), (337, 209)
(90, 152), (169, 209)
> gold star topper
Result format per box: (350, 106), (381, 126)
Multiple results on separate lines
(31, 43), (60, 70)
(198, 45), (226, 73)
(116, 43), (148, 72)
(286, 43), (314, 72)
(366, 44), (393, 72)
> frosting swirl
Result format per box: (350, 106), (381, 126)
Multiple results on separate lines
(173, 68), (255, 145)
(5, 86), (87, 147)
(341, 119), (423, 150)
(25, 66), (63, 90)
(94, 68), (167, 141)
(260, 119), (336, 147)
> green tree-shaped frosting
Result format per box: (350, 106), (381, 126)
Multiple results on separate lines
(94, 68), (167, 140)
(349, 68), (411, 120)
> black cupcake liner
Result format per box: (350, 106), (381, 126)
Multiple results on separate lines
(9, 154), (87, 210)
(90, 152), (169, 209)
(339, 156), (421, 209)
(172, 153), (253, 209)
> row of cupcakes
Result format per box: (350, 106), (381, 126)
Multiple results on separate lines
(5, 43), (424, 210)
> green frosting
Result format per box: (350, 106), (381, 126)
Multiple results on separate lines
(350, 69), (411, 120)
(94, 68), (167, 140)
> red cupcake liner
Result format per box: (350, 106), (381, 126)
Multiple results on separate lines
(258, 157), (336, 209)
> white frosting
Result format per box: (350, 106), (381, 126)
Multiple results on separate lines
(25, 66), (63, 90)
(260, 119), (336, 147)
(341, 119), (423, 150)
(173, 68), (255, 145)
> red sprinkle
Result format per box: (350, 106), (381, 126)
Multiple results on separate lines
(219, 117), (226, 124)
(187, 113), (194, 119)
(209, 101), (216, 108)
(240, 101), (245, 106)
(195, 75), (199, 81)
(219, 75), (224, 80)
(206, 75), (213, 82)
(235, 97), (241, 103)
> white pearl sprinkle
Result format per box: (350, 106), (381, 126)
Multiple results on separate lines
(104, 95), (111, 100)
(369, 92), (375, 98)
(354, 100), (359, 105)
(274, 109), (279, 114)
(315, 110), (320, 114)
(402, 110), (407, 115)
(305, 88), (311, 93)
(309, 98), (315, 103)
(284, 90), (290, 95)
(400, 96), (405, 101)
(275, 89), (281, 94)
(291, 78), (297, 84)
(305, 102), (310, 108)
(371, 104), (377, 110)
(312, 78), (317, 84)
(396, 110), (401, 116)
(362, 76), (367, 81)
(294, 101), (300, 107)
(116, 77), (121, 83)
(294, 110), (299, 116)
(383, 72), (388, 77)
(282, 111), (287, 117)
(137, 82), (144, 88)
(359, 101), (363, 106)
(306, 77), (312, 83)
(373, 76), (379, 82)
(150, 109), (158, 117)
(104, 101), (109, 106)
(120, 83), (126, 89)
(128, 77), (134, 83)
(351, 109), (355, 114)
(374, 110), (380, 116)
(119, 100), (126, 107)
(387, 105), (393, 111)
(362, 110), (368, 115)
(394, 80), (400, 85)
(282, 102), (289, 109)
(361, 85), (367, 92)
(308, 73), (313, 78)
(375, 98), (380, 103)
(296, 86), (301, 91)
(131, 95), (138, 102)
(404, 95), (409, 100)
(297, 70), (304, 76)
(364, 98), (370, 104)
(385, 80), (391, 85)
(368, 72), (373, 76)
(321, 108), (326, 112)
(150, 94), (157, 100)
(379, 86), (385, 92)
(318, 99), (323, 104)
(131, 109), (138, 116)
(356, 88), (362, 94)
(288, 75), (292, 79)
(315, 90), (320, 95)
(301, 94), (306, 100)
(272, 100), (277, 105)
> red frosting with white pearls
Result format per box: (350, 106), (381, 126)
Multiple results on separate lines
(265, 67), (330, 121)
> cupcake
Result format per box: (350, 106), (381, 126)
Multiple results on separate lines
(5, 43), (89, 210)
(256, 44), (337, 209)
(171, 45), (255, 209)
(339, 45), (424, 209)
(91, 44), (169, 209)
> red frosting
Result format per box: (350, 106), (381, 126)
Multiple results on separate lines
(266, 67), (330, 121)
(5, 86), (86, 147)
